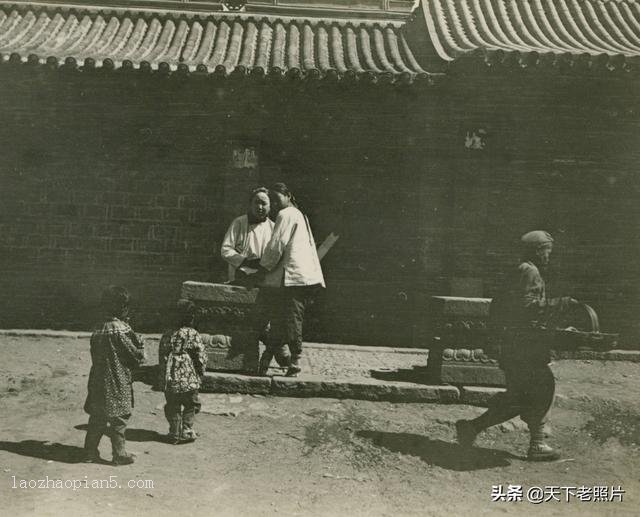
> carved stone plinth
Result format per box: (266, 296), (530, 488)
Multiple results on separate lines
(426, 298), (618, 387)
(201, 333), (260, 373)
(425, 296), (504, 387)
(182, 281), (261, 374)
(440, 347), (504, 386)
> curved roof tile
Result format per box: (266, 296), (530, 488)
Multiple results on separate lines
(419, 0), (640, 67)
(0, 3), (431, 82)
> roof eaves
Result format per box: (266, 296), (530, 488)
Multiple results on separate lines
(0, 51), (446, 87)
(410, 0), (640, 73)
(3, 0), (413, 24)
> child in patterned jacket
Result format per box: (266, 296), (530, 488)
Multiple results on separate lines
(84, 285), (145, 465)
(158, 299), (208, 444)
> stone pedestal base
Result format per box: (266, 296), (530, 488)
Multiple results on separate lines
(202, 333), (260, 374)
(182, 281), (261, 375)
(425, 296), (502, 386)
(440, 363), (505, 386)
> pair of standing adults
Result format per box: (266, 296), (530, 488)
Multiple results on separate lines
(221, 183), (324, 377)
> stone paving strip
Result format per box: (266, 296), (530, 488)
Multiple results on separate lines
(0, 329), (636, 362)
(2, 329), (639, 406)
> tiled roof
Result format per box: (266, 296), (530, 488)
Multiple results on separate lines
(0, 3), (433, 83)
(417, 0), (640, 69)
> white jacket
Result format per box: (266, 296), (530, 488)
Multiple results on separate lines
(260, 206), (325, 288)
(221, 214), (274, 281)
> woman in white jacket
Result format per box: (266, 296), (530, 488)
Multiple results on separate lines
(256, 183), (325, 376)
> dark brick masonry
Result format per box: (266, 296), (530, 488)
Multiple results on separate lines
(0, 63), (638, 346)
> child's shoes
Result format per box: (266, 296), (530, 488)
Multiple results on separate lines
(166, 435), (182, 445)
(180, 428), (197, 444)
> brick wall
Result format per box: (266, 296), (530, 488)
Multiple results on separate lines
(0, 63), (638, 346)
(0, 68), (238, 330)
(0, 66), (435, 339)
(436, 66), (640, 345)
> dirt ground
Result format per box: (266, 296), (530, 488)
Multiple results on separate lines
(1, 336), (639, 517)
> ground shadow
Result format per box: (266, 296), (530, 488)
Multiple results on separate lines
(125, 429), (165, 442)
(358, 430), (519, 471)
(370, 366), (439, 385)
(74, 424), (164, 443)
(133, 365), (159, 386)
(0, 440), (87, 464)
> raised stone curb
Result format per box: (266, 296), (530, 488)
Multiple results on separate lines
(553, 349), (640, 363)
(201, 372), (271, 395)
(0, 329), (161, 340)
(459, 386), (505, 407)
(304, 342), (430, 355)
(269, 375), (459, 403)
(602, 350), (640, 362)
(200, 372), (461, 403)
(0, 329), (93, 339)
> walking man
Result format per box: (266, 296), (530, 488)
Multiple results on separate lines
(456, 230), (578, 461)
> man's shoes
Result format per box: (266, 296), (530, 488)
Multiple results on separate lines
(112, 453), (135, 466)
(285, 357), (302, 377)
(274, 352), (291, 368)
(257, 352), (273, 376)
(272, 344), (291, 368)
(82, 450), (102, 463)
(455, 420), (478, 448)
(285, 365), (301, 377)
(527, 443), (560, 462)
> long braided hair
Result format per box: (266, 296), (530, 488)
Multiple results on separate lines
(269, 182), (299, 209)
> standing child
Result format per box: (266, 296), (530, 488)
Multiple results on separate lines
(158, 299), (208, 444)
(84, 286), (145, 465)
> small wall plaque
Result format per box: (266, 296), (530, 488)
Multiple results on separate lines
(464, 129), (487, 150)
(232, 146), (258, 169)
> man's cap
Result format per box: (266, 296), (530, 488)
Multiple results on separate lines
(521, 230), (554, 249)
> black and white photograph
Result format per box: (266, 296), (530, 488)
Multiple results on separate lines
(0, 0), (638, 515)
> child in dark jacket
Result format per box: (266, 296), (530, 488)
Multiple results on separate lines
(84, 286), (145, 465)
(158, 299), (208, 444)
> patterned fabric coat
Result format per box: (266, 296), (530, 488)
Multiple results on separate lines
(84, 318), (145, 418)
(158, 327), (207, 394)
